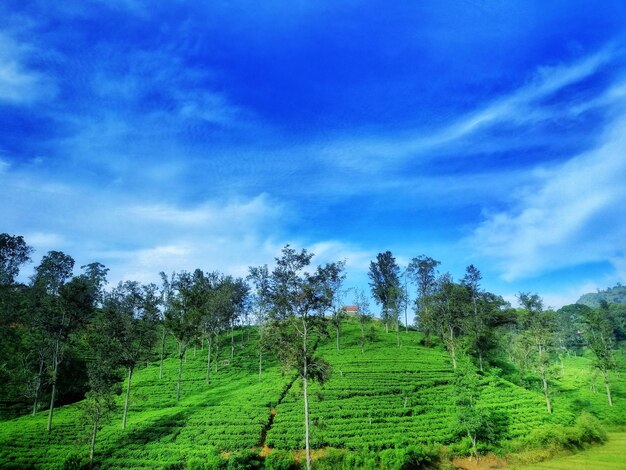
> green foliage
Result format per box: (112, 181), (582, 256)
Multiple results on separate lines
(264, 450), (298, 470)
(577, 284), (626, 307)
(227, 450), (262, 470)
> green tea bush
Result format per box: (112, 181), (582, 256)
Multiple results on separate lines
(227, 450), (262, 470)
(263, 450), (299, 470)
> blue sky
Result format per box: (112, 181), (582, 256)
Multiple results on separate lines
(2, 1), (626, 309)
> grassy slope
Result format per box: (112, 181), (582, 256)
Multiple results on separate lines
(268, 320), (590, 451)
(515, 432), (626, 469)
(0, 320), (624, 468)
(0, 329), (291, 469)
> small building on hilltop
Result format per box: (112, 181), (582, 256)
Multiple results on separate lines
(343, 305), (360, 316)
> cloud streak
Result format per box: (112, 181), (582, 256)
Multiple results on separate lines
(469, 108), (626, 281)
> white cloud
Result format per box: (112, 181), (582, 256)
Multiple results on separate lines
(469, 109), (626, 281)
(318, 46), (616, 172)
(0, 32), (56, 104)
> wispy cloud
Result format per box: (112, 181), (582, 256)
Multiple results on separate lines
(469, 108), (626, 281)
(0, 31), (56, 105)
(318, 45), (618, 172)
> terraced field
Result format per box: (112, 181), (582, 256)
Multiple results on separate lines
(268, 321), (573, 451)
(0, 321), (624, 468)
(0, 330), (290, 468)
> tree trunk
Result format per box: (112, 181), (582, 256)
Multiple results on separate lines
(231, 323), (234, 360)
(303, 366), (311, 470)
(46, 380), (56, 432)
(47, 338), (60, 432)
(541, 370), (552, 413)
(360, 322), (365, 354)
(303, 320), (312, 470)
(214, 338), (219, 373)
(32, 356), (44, 416)
(478, 350), (484, 373)
(603, 371), (613, 406)
(122, 366), (133, 430)
(396, 320), (400, 348)
(469, 431), (478, 461)
(258, 349), (262, 382)
(206, 336), (212, 384)
(159, 325), (166, 380)
(449, 327), (457, 369)
(89, 410), (99, 468)
(404, 306), (408, 333)
(176, 343), (184, 401)
(336, 325), (340, 351)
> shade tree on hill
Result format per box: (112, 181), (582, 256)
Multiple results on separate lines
(82, 301), (124, 467)
(406, 255), (440, 347)
(161, 270), (201, 401)
(352, 288), (373, 354)
(0, 234), (33, 287)
(583, 300), (617, 406)
(429, 273), (468, 370)
(251, 245), (344, 470)
(248, 264), (271, 381)
(102, 281), (160, 430)
(368, 251), (401, 334)
(516, 292), (557, 413)
(31, 251), (80, 432)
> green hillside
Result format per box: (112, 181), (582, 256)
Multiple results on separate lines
(1, 319), (624, 469)
(577, 284), (626, 307)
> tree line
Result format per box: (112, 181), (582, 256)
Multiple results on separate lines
(1, 234), (624, 467)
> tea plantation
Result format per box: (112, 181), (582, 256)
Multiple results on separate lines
(0, 321), (624, 468)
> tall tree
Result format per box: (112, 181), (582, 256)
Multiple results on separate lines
(0, 234), (33, 411)
(32, 251), (77, 432)
(252, 245), (344, 470)
(430, 274), (468, 369)
(248, 265), (271, 381)
(161, 271), (201, 401)
(368, 251), (400, 333)
(583, 301), (616, 406)
(407, 255), (440, 347)
(454, 360), (491, 461)
(104, 281), (160, 430)
(82, 304), (122, 467)
(517, 292), (556, 413)
(329, 288), (348, 351)
(353, 288), (373, 354)
(0, 233), (33, 286)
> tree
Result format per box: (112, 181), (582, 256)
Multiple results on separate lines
(407, 255), (440, 347)
(0, 233), (33, 286)
(517, 292), (556, 413)
(0, 234), (33, 412)
(32, 251), (78, 432)
(329, 288), (348, 351)
(368, 251), (400, 333)
(248, 265), (271, 381)
(103, 281), (160, 430)
(454, 360), (491, 461)
(252, 245), (344, 470)
(353, 288), (373, 354)
(161, 271), (201, 401)
(583, 301), (616, 406)
(430, 273), (468, 369)
(82, 304), (122, 467)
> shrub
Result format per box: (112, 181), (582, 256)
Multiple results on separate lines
(314, 448), (345, 469)
(58, 452), (89, 470)
(264, 450), (298, 470)
(227, 450), (262, 470)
